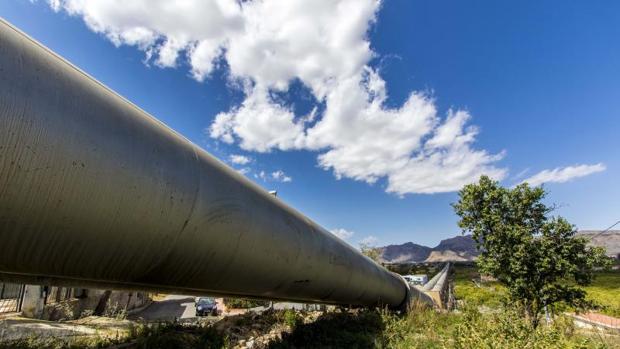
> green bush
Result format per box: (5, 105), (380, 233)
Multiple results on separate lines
(452, 307), (611, 349)
(281, 309), (302, 328)
(269, 310), (384, 349)
(223, 297), (270, 309)
(133, 322), (225, 349)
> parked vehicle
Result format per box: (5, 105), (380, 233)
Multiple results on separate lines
(195, 297), (218, 316)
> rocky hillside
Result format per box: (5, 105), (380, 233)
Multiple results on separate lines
(378, 242), (432, 264)
(425, 235), (479, 262)
(379, 230), (620, 263)
(378, 235), (478, 263)
(578, 230), (620, 258)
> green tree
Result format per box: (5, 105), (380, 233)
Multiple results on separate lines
(360, 243), (381, 263)
(453, 176), (612, 327)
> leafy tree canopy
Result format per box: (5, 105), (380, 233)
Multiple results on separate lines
(453, 176), (612, 327)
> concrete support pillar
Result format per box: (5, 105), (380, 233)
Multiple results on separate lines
(20, 285), (44, 318)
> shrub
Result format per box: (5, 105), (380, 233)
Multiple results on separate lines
(223, 298), (270, 309)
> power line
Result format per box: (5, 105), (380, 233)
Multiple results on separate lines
(601, 220), (620, 234)
(590, 219), (620, 239)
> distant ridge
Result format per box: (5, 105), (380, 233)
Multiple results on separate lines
(578, 230), (620, 258)
(378, 235), (478, 263)
(379, 230), (620, 263)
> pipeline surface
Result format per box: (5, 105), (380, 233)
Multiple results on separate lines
(0, 19), (408, 308)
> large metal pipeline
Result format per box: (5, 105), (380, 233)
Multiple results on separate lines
(0, 19), (409, 308)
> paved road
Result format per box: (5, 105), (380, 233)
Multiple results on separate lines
(130, 295), (199, 321)
(130, 296), (321, 322)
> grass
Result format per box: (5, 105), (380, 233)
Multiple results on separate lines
(270, 306), (618, 349)
(452, 264), (506, 308)
(0, 333), (130, 349)
(452, 265), (620, 318)
(130, 322), (225, 349)
(268, 310), (384, 349)
(0, 322), (226, 349)
(2, 307), (617, 348)
(583, 271), (620, 318)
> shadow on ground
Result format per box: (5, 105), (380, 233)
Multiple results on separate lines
(129, 296), (196, 321)
(268, 310), (385, 349)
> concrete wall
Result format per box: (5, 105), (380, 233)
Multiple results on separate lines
(21, 285), (151, 320)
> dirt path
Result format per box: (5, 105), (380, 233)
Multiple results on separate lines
(0, 316), (134, 341)
(571, 312), (620, 331)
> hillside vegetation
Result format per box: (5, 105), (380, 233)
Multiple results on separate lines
(453, 265), (620, 318)
(582, 271), (620, 318)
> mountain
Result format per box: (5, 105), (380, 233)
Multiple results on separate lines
(425, 235), (479, 262)
(378, 230), (620, 264)
(378, 235), (478, 263)
(378, 242), (432, 264)
(578, 230), (620, 258)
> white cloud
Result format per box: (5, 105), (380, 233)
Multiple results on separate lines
(210, 87), (307, 152)
(522, 163), (606, 186)
(229, 154), (252, 165)
(330, 228), (354, 240)
(255, 169), (292, 183)
(271, 170), (292, 183)
(46, 0), (506, 195)
(360, 235), (379, 246)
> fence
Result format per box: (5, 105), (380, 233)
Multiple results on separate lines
(0, 283), (25, 313)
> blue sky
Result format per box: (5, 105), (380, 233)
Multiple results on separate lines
(2, 0), (619, 247)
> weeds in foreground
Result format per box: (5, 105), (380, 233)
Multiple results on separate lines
(269, 309), (384, 349)
(223, 298), (270, 309)
(452, 307), (614, 349)
(270, 306), (617, 349)
(103, 301), (128, 320)
(0, 321), (226, 349)
(1, 307), (617, 348)
(132, 322), (226, 349)
(0, 335), (123, 349)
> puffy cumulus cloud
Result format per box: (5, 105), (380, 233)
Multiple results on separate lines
(522, 163), (606, 186)
(386, 110), (507, 195)
(47, 0), (244, 71)
(229, 154), (252, 165)
(209, 87), (307, 152)
(46, 0), (506, 194)
(330, 228), (355, 241)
